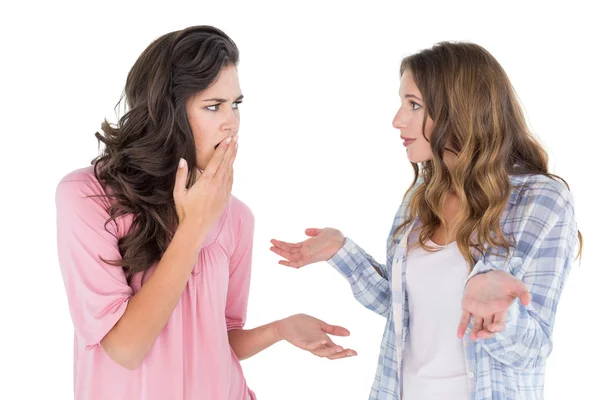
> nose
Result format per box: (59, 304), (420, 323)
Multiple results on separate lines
(222, 108), (240, 134)
(392, 107), (407, 130)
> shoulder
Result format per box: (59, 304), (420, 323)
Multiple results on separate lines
(227, 195), (255, 240)
(224, 195), (255, 255)
(510, 174), (574, 213)
(55, 165), (107, 210)
(395, 175), (424, 221)
(229, 195), (255, 223)
(55, 165), (122, 237)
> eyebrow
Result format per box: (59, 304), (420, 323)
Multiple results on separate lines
(403, 94), (422, 102)
(201, 94), (244, 102)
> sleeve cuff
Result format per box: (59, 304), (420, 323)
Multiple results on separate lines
(326, 237), (381, 281)
(464, 259), (495, 286)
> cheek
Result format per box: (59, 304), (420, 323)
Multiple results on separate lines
(418, 138), (433, 156)
(406, 138), (433, 163)
(191, 122), (218, 149)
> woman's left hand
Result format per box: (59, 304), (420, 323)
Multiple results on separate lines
(457, 270), (531, 340)
(277, 314), (357, 360)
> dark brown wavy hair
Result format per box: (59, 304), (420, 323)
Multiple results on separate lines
(393, 41), (583, 269)
(91, 26), (239, 284)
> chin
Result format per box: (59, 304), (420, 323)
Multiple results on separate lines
(406, 154), (424, 164)
(406, 150), (432, 164)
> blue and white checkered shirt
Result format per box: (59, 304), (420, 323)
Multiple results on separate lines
(327, 173), (579, 400)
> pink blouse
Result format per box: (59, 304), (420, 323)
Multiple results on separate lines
(55, 166), (256, 400)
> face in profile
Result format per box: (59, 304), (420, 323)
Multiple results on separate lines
(186, 65), (243, 170)
(392, 70), (435, 164)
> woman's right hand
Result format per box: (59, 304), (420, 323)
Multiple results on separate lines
(173, 135), (238, 229)
(270, 228), (345, 268)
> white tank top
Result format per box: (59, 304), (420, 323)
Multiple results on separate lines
(401, 239), (470, 400)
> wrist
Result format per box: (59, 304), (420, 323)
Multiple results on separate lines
(176, 218), (212, 251)
(333, 230), (346, 252)
(272, 318), (287, 343)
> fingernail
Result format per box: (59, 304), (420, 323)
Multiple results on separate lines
(233, 135), (239, 142)
(336, 347), (344, 353)
(225, 137), (232, 144)
(179, 158), (185, 168)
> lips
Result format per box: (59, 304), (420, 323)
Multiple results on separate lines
(214, 138), (226, 149)
(214, 135), (238, 149)
(402, 138), (416, 147)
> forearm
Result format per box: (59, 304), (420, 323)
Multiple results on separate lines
(101, 220), (210, 369)
(228, 320), (283, 361)
(327, 237), (390, 316)
(480, 301), (552, 370)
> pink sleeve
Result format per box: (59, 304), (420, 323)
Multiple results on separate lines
(55, 177), (133, 350)
(225, 200), (255, 331)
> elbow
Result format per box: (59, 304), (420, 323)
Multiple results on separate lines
(100, 337), (145, 370)
(506, 351), (550, 371)
(119, 355), (143, 371)
(112, 349), (145, 371)
(519, 341), (553, 371)
(351, 286), (391, 317)
(485, 336), (552, 371)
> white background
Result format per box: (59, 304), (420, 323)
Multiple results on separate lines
(1, 1), (598, 399)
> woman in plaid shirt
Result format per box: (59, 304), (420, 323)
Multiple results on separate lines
(270, 41), (582, 400)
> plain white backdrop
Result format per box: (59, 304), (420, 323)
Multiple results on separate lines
(1, 1), (598, 399)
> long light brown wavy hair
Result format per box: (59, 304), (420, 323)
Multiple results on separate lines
(392, 42), (583, 269)
(90, 26), (239, 284)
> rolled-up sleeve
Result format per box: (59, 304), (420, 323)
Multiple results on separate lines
(55, 178), (133, 350)
(466, 180), (579, 370)
(225, 199), (254, 331)
(326, 180), (422, 317)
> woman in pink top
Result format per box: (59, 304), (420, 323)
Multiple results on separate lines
(55, 25), (356, 400)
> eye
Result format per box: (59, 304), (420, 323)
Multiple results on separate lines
(232, 100), (243, 109)
(410, 101), (422, 111)
(206, 104), (220, 111)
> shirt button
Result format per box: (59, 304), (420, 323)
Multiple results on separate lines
(350, 247), (357, 254)
(468, 371), (475, 379)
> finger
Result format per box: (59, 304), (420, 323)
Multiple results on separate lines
(270, 242), (301, 255)
(270, 239), (302, 252)
(193, 167), (204, 184)
(215, 136), (238, 180)
(476, 330), (495, 340)
(227, 152), (235, 192)
(202, 136), (233, 177)
(277, 260), (305, 269)
(174, 158), (189, 197)
(305, 228), (323, 237)
(508, 279), (531, 306)
(457, 310), (471, 338)
(487, 311), (507, 333)
(519, 290), (531, 307)
(269, 246), (302, 262)
(322, 323), (350, 337)
(471, 317), (484, 340)
(303, 339), (328, 352)
(312, 344), (345, 358)
(483, 315), (493, 332)
(327, 349), (357, 360)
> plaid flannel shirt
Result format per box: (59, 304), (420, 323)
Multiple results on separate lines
(327, 173), (579, 400)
